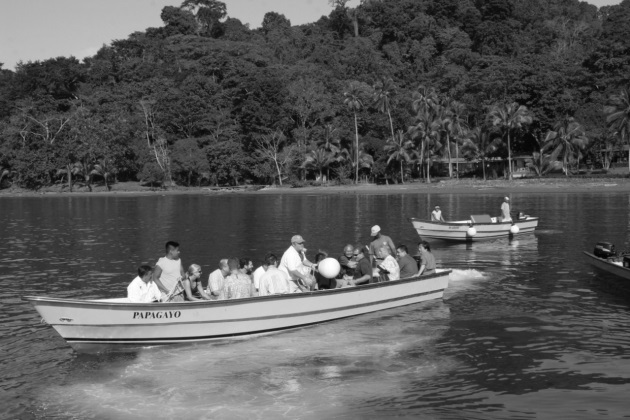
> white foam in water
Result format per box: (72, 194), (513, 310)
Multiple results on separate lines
(447, 268), (485, 281)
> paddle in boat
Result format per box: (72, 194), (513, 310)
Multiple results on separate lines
(22, 269), (451, 353)
(583, 242), (630, 280)
(410, 213), (539, 242)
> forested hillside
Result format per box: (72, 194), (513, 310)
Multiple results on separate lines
(1, 0), (630, 190)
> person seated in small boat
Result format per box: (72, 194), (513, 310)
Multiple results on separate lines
(338, 244), (358, 279)
(279, 235), (316, 292)
(252, 254), (273, 294)
(153, 241), (186, 302)
(396, 245), (418, 279)
(181, 264), (212, 301)
(431, 205), (446, 222)
(351, 245), (373, 286)
(314, 252), (335, 290)
(207, 259), (229, 300)
(224, 258), (255, 299)
(239, 257), (254, 277)
(376, 245), (400, 281)
(127, 265), (162, 303)
(417, 241), (436, 276)
(258, 254), (297, 296)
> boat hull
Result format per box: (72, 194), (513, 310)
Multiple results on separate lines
(410, 217), (539, 241)
(23, 272), (449, 353)
(583, 251), (630, 280)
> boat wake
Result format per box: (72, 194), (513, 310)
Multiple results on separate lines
(446, 268), (485, 282)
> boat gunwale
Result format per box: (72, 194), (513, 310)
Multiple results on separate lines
(583, 251), (630, 272)
(409, 217), (539, 227)
(21, 270), (451, 308)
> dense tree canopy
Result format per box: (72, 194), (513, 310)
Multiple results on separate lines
(1, 0), (630, 189)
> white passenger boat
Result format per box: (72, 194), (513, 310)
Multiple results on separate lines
(583, 242), (630, 280)
(410, 214), (539, 241)
(22, 271), (450, 353)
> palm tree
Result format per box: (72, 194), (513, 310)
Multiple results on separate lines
(344, 84), (364, 183)
(316, 124), (341, 182)
(373, 77), (397, 142)
(91, 158), (116, 191)
(604, 88), (630, 173)
(487, 102), (533, 180)
(542, 116), (589, 176)
(409, 107), (441, 183)
(302, 148), (334, 182)
(449, 100), (468, 179)
(384, 130), (413, 183)
(461, 127), (502, 180)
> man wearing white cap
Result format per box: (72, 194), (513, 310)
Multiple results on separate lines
(431, 205), (445, 222)
(368, 225), (396, 263)
(500, 197), (512, 222)
(279, 234), (316, 291)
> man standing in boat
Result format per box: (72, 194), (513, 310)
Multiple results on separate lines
(369, 225), (396, 264)
(431, 205), (446, 222)
(279, 235), (316, 291)
(500, 197), (512, 222)
(153, 241), (186, 302)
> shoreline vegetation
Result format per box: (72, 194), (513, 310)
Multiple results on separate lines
(1, 176), (629, 198)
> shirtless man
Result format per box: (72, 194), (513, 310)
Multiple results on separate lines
(153, 241), (185, 302)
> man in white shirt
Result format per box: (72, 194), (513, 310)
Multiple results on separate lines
(252, 254), (272, 293)
(153, 241), (185, 302)
(500, 197), (512, 222)
(279, 235), (316, 291)
(259, 254), (295, 296)
(128, 265), (161, 303)
(207, 259), (229, 300)
(431, 205), (445, 222)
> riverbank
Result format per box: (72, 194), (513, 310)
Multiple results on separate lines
(1, 177), (630, 197)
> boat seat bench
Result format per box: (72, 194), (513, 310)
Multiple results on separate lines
(470, 214), (493, 223)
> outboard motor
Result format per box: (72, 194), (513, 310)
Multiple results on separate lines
(594, 242), (616, 259)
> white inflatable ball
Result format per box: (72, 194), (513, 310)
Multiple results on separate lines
(467, 226), (477, 237)
(317, 258), (341, 279)
(510, 225), (520, 234)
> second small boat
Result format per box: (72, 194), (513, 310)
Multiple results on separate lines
(410, 214), (539, 241)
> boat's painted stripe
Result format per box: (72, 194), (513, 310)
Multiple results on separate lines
(64, 290), (444, 343)
(22, 272), (448, 308)
(52, 288), (445, 328)
(418, 229), (536, 240)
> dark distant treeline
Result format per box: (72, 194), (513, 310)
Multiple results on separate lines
(1, 0), (630, 190)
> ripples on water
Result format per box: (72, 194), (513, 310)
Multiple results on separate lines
(2, 193), (630, 419)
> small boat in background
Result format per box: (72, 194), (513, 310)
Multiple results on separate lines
(410, 213), (539, 241)
(583, 242), (630, 280)
(22, 271), (450, 353)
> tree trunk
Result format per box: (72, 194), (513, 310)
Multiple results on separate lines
(105, 175), (110, 191)
(354, 112), (359, 184)
(274, 159), (283, 186)
(456, 143), (459, 180)
(447, 134), (452, 178)
(400, 160), (404, 184)
(482, 158), (486, 180)
(507, 132), (513, 180)
(67, 165), (73, 192)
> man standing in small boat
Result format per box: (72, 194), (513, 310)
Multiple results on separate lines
(153, 241), (186, 302)
(279, 235), (316, 291)
(500, 197), (512, 222)
(369, 225), (396, 263)
(431, 206), (445, 222)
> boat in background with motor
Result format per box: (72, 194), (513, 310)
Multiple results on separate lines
(583, 242), (630, 280)
(410, 213), (539, 242)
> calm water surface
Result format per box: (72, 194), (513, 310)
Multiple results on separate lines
(2, 191), (630, 419)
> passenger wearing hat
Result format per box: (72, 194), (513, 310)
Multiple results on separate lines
(279, 234), (317, 291)
(431, 205), (445, 222)
(500, 196), (512, 222)
(368, 225), (396, 263)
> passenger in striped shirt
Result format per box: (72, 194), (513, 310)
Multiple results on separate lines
(258, 254), (297, 296)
